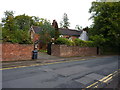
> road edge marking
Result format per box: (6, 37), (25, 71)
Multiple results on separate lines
(0, 58), (86, 70)
(86, 69), (119, 88)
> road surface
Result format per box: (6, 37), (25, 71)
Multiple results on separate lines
(2, 55), (119, 88)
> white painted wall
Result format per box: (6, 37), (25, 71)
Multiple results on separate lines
(79, 31), (88, 41)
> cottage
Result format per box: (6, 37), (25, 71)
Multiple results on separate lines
(29, 25), (88, 49)
(29, 26), (42, 49)
(59, 28), (82, 40)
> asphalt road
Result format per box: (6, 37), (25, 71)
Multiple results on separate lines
(2, 55), (119, 88)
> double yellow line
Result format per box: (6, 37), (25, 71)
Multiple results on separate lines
(86, 69), (120, 88)
(0, 59), (86, 70)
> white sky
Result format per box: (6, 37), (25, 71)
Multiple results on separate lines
(0, 0), (96, 29)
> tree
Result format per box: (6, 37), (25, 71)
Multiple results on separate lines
(15, 14), (34, 30)
(32, 16), (40, 26)
(89, 2), (120, 48)
(38, 18), (55, 48)
(1, 11), (32, 44)
(2, 10), (16, 31)
(75, 25), (82, 30)
(60, 13), (70, 29)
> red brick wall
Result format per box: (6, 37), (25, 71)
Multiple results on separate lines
(33, 34), (40, 42)
(71, 36), (77, 40)
(63, 35), (77, 40)
(51, 44), (97, 57)
(2, 43), (34, 61)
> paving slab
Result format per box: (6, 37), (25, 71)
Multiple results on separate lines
(86, 73), (105, 81)
(53, 65), (90, 76)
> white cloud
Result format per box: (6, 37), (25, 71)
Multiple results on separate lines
(0, 0), (96, 29)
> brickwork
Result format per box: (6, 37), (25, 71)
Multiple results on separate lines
(62, 35), (77, 40)
(51, 44), (97, 57)
(33, 34), (39, 42)
(2, 43), (34, 61)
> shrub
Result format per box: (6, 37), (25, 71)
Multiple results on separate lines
(84, 41), (95, 47)
(38, 50), (47, 53)
(74, 38), (95, 47)
(74, 38), (85, 46)
(2, 29), (33, 44)
(55, 37), (95, 47)
(66, 40), (75, 46)
(54, 37), (68, 44)
(55, 37), (75, 46)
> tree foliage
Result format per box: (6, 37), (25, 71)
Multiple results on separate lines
(1, 11), (33, 44)
(2, 11), (17, 31)
(15, 14), (34, 30)
(60, 13), (70, 29)
(2, 28), (32, 44)
(89, 2), (120, 48)
(1, 11), (56, 44)
(75, 25), (82, 30)
(55, 37), (95, 47)
(38, 18), (55, 45)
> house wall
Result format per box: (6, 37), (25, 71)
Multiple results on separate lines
(30, 32), (40, 49)
(51, 44), (97, 57)
(2, 43), (34, 61)
(30, 30), (40, 42)
(62, 35), (77, 40)
(33, 34), (40, 42)
(71, 36), (78, 40)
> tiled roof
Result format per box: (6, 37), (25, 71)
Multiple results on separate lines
(31, 26), (82, 36)
(32, 26), (42, 34)
(59, 28), (82, 36)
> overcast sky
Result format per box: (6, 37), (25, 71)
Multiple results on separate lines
(0, 0), (96, 29)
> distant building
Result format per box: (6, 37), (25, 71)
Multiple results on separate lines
(58, 28), (82, 40)
(29, 26), (88, 49)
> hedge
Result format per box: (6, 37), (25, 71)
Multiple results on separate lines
(55, 37), (95, 47)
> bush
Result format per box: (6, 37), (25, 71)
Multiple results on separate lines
(74, 38), (95, 47)
(54, 37), (96, 47)
(55, 37), (75, 46)
(2, 29), (33, 44)
(84, 41), (95, 47)
(38, 50), (47, 53)
(74, 38), (85, 46)
(54, 37), (68, 44)
(66, 40), (75, 46)
(55, 37), (95, 47)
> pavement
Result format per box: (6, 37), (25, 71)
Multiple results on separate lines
(2, 55), (119, 88)
(1, 52), (110, 69)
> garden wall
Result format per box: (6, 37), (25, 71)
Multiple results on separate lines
(2, 43), (34, 61)
(51, 44), (97, 57)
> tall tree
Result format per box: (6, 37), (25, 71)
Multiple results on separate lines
(2, 10), (16, 30)
(39, 18), (55, 47)
(60, 13), (70, 29)
(32, 16), (40, 26)
(15, 14), (34, 30)
(89, 2), (120, 48)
